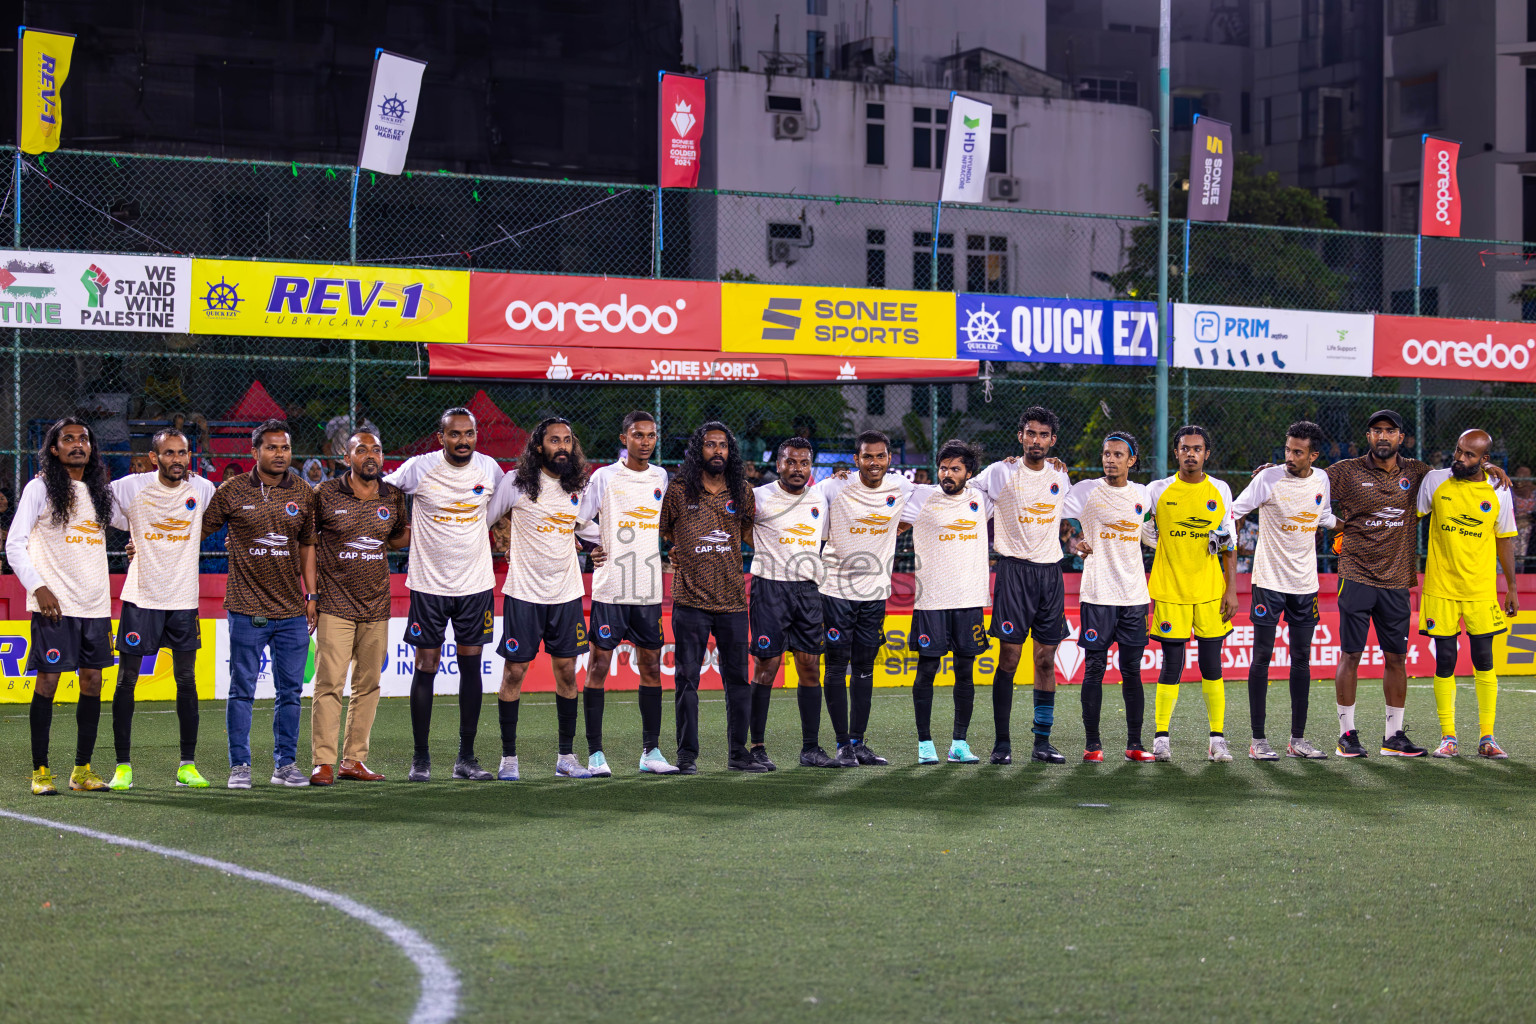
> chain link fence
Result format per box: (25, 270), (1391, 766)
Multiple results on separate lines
(4, 148), (1535, 571)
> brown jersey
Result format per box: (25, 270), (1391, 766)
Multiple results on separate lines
(1325, 455), (1430, 590)
(313, 473), (409, 622)
(660, 481), (754, 613)
(203, 470), (316, 618)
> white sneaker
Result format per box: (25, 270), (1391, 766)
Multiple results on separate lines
(555, 753), (593, 779)
(1248, 737), (1279, 760)
(587, 751), (613, 777)
(639, 747), (680, 774)
(497, 755), (519, 781)
(1208, 736), (1233, 762)
(227, 764), (252, 789)
(1152, 736), (1172, 762)
(1286, 737), (1328, 760)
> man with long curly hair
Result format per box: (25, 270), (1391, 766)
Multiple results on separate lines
(7, 417), (116, 794)
(487, 417), (593, 780)
(659, 421), (760, 774)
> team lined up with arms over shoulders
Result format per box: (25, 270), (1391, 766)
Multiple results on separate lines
(13, 400), (1520, 794)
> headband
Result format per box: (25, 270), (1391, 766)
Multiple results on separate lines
(1105, 432), (1137, 459)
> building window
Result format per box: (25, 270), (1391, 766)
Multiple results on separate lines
(1525, 176), (1536, 245)
(913, 231), (954, 291)
(966, 235), (1008, 294)
(989, 113), (1007, 174)
(1262, 96), (1273, 145)
(807, 31), (827, 77)
(1321, 94), (1344, 166)
(1527, 71), (1536, 153)
(936, 384), (953, 417)
(1241, 92), (1251, 135)
(865, 103), (886, 165)
(866, 228), (886, 288)
(1389, 0), (1440, 33)
(1261, 1), (1272, 47)
(1173, 95), (1205, 130)
(1391, 72), (1439, 135)
(806, 0), (827, 13)
(912, 107), (947, 169)
(1391, 287), (1439, 315)
(866, 384), (886, 415)
(1391, 182), (1420, 233)
(1078, 77), (1138, 105)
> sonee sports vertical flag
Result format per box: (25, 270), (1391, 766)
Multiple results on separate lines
(1419, 135), (1461, 238)
(357, 50), (426, 176)
(938, 95), (993, 204)
(16, 27), (74, 156)
(1187, 115), (1233, 222)
(659, 72), (706, 189)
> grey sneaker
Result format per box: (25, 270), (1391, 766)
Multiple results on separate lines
(408, 755), (431, 781)
(270, 762), (310, 787)
(227, 764), (252, 789)
(1152, 736), (1172, 762)
(452, 756), (493, 781)
(497, 755), (520, 781)
(1248, 737), (1280, 761)
(1286, 737), (1328, 760)
(1207, 736), (1233, 762)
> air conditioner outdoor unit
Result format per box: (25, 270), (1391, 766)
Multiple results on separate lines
(987, 176), (1021, 202)
(768, 239), (800, 266)
(773, 113), (808, 140)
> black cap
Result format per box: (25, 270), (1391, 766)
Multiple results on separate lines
(1366, 409), (1404, 431)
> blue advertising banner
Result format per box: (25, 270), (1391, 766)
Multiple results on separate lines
(956, 295), (1159, 365)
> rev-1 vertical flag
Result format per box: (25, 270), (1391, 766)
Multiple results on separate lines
(1187, 115), (1232, 222)
(659, 72), (706, 188)
(1419, 135), (1461, 237)
(357, 50), (426, 175)
(16, 27), (74, 156)
(938, 94), (993, 204)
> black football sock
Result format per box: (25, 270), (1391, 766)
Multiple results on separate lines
(583, 686), (605, 755)
(1249, 623), (1277, 739)
(1031, 688), (1056, 740)
(30, 692), (53, 769)
(456, 654), (483, 759)
(638, 686), (663, 751)
(993, 666), (1015, 747)
(556, 694), (578, 755)
(1081, 649), (1108, 750)
(824, 648), (851, 744)
(1289, 625), (1316, 739)
(498, 698), (519, 757)
(112, 657), (142, 764)
(75, 693), (102, 766)
(797, 684), (822, 750)
(913, 656), (939, 743)
(409, 668), (435, 757)
(750, 682), (772, 745)
(173, 649), (199, 761)
(1119, 645), (1146, 748)
(849, 644), (878, 741)
(952, 655), (976, 741)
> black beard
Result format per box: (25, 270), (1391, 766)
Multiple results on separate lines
(940, 479), (963, 494)
(706, 457), (726, 473)
(355, 464), (381, 481)
(1451, 461), (1479, 480)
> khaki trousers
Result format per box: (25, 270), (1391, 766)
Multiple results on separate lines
(311, 613), (388, 765)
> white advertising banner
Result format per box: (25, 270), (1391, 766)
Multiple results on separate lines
(938, 95), (994, 204)
(0, 249), (190, 331)
(357, 50), (426, 176)
(1172, 302), (1374, 376)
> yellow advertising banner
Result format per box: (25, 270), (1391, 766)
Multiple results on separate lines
(18, 28), (74, 156)
(721, 282), (956, 359)
(0, 621), (218, 703)
(189, 259), (469, 343)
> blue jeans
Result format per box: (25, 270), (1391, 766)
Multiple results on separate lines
(227, 613), (309, 768)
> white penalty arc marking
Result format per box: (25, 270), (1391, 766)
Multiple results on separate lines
(0, 808), (459, 1024)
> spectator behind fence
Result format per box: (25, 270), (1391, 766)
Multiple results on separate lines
(1514, 466), (1535, 570)
(324, 404), (379, 458)
(302, 458), (330, 485)
(79, 355), (132, 477)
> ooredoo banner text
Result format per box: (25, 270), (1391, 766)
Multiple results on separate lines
(467, 273), (720, 350)
(1419, 136), (1461, 238)
(1373, 315), (1536, 382)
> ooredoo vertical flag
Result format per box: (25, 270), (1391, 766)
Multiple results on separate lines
(659, 72), (706, 188)
(1419, 135), (1461, 238)
(358, 50), (426, 176)
(1187, 115), (1233, 222)
(939, 94), (993, 204)
(16, 27), (74, 156)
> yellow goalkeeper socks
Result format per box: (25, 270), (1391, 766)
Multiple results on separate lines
(1201, 678), (1226, 735)
(1432, 675), (1457, 737)
(1154, 683), (1179, 733)
(1474, 668), (1498, 737)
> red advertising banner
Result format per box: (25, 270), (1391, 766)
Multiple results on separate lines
(427, 343), (979, 383)
(1419, 136), (1461, 237)
(467, 273), (721, 351)
(1372, 315), (1536, 382)
(659, 72), (706, 189)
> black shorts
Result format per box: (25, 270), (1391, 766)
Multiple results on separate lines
(821, 595), (887, 649)
(1336, 579), (1410, 656)
(911, 607), (989, 657)
(1079, 603), (1148, 651)
(498, 596), (589, 662)
(28, 614), (114, 674)
(989, 557), (1069, 645)
(750, 578), (825, 656)
(1250, 587), (1319, 629)
(590, 601), (664, 651)
(117, 603), (201, 655)
(404, 589), (495, 649)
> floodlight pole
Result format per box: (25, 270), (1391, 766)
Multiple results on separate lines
(1154, 0), (1171, 478)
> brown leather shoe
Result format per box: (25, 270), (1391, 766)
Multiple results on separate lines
(309, 763), (335, 786)
(338, 758), (385, 781)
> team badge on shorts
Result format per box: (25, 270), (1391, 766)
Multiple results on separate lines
(505, 638), (520, 654)
(917, 634), (930, 647)
(124, 631), (141, 647)
(1159, 621), (1172, 633)
(285, 501), (300, 516)
(377, 506), (391, 520)
(1206, 499), (1217, 511)
(409, 622), (422, 637)
(757, 635), (771, 649)
(597, 624), (612, 640)
(1000, 620), (1015, 635)
(1084, 628), (1099, 642)
(45, 648), (60, 664)
(184, 497), (197, 510)
(1399, 477), (1410, 490)
(1254, 604), (1267, 618)
(827, 627), (841, 641)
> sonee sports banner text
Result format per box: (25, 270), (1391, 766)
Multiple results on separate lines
(721, 282), (955, 360)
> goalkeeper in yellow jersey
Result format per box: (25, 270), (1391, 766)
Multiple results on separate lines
(1416, 429), (1520, 758)
(1141, 426), (1238, 761)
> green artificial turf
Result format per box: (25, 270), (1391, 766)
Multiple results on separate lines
(3, 680), (1534, 1023)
